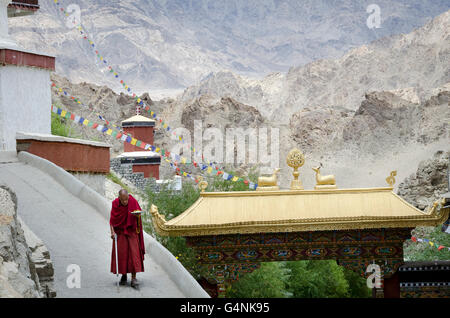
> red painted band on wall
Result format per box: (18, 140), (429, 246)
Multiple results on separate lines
(17, 139), (110, 173)
(132, 164), (159, 179)
(0, 49), (55, 71)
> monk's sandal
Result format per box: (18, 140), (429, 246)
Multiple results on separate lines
(131, 278), (139, 289)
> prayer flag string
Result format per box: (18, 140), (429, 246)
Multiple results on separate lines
(51, 0), (255, 187)
(51, 105), (259, 190)
(410, 236), (450, 252)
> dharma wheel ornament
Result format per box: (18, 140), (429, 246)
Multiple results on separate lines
(287, 148), (305, 190)
(198, 176), (208, 193)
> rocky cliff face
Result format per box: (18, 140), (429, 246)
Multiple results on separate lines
(0, 186), (55, 298)
(181, 95), (266, 132)
(340, 87), (449, 156)
(397, 151), (449, 210)
(180, 10), (450, 123)
(8, 1), (450, 94)
(397, 150), (449, 262)
(48, 10), (449, 189)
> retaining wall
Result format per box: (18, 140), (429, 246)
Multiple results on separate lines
(18, 151), (209, 298)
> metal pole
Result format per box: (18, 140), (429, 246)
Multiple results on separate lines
(115, 233), (119, 292)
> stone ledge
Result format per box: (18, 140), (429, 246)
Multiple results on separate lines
(16, 132), (111, 148)
(0, 48), (55, 71)
(16, 132), (111, 174)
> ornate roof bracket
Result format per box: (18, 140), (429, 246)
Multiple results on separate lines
(150, 204), (170, 236)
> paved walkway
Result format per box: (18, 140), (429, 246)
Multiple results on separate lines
(0, 158), (185, 297)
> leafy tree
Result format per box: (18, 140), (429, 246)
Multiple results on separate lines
(342, 266), (372, 298)
(227, 262), (290, 298)
(285, 260), (350, 298)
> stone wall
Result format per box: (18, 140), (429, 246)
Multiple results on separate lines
(19, 217), (56, 297)
(0, 185), (55, 297)
(110, 158), (155, 192)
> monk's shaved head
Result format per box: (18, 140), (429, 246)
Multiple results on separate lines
(118, 189), (129, 206)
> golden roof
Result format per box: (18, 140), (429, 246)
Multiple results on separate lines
(150, 187), (449, 237)
(122, 114), (155, 123)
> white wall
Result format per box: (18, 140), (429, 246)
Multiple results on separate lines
(0, 65), (51, 151)
(70, 172), (106, 197)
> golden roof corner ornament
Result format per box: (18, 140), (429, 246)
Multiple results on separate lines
(150, 204), (166, 222)
(197, 176), (208, 193)
(149, 204), (169, 236)
(313, 163), (337, 190)
(386, 170), (397, 188)
(150, 204), (159, 216)
(286, 148), (305, 190)
(256, 168), (281, 191)
(426, 200), (440, 216)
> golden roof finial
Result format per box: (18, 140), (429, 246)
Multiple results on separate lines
(386, 171), (397, 188)
(286, 148), (305, 190)
(197, 176), (208, 193)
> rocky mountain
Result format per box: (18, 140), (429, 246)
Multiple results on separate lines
(8, 1), (450, 95)
(50, 10), (449, 189)
(398, 150), (449, 210)
(180, 10), (450, 122)
(397, 150), (449, 262)
(52, 71), (449, 189)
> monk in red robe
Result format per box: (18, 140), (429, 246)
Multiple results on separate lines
(110, 189), (145, 289)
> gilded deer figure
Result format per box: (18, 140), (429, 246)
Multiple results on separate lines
(257, 168), (281, 187)
(312, 164), (336, 186)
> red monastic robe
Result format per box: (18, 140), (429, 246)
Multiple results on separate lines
(110, 194), (145, 274)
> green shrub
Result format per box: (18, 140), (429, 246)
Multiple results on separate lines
(227, 262), (290, 298)
(51, 112), (81, 138)
(404, 225), (450, 261)
(285, 260), (350, 298)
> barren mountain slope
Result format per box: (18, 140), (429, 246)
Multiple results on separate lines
(180, 10), (450, 122)
(49, 10), (449, 189)
(9, 1), (450, 94)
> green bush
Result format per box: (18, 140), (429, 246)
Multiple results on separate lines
(227, 260), (371, 298)
(285, 260), (350, 298)
(342, 265), (372, 298)
(51, 112), (81, 138)
(404, 225), (450, 261)
(227, 262), (290, 298)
